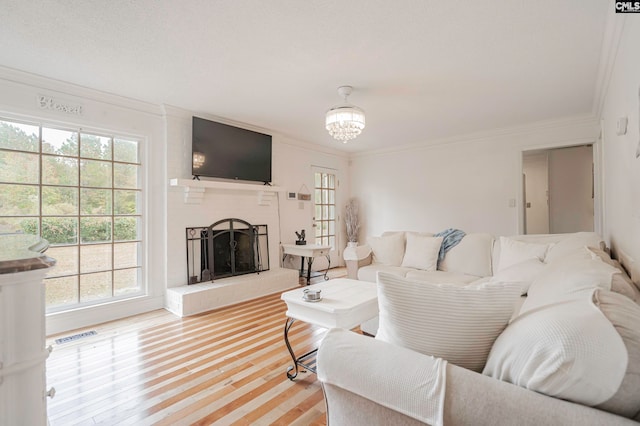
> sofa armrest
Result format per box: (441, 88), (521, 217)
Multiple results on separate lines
(343, 244), (373, 279)
(317, 328), (446, 425)
(318, 329), (636, 426)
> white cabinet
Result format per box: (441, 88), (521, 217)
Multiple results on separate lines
(0, 235), (55, 426)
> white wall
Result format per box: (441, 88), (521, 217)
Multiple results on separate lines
(600, 15), (640, 278)
(350, 118), (599, 239)
(0, 67), (168, 335)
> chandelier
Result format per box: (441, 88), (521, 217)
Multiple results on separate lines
(325, 86), (365, 143)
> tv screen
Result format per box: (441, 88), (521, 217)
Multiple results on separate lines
(192, 116), (272, 183)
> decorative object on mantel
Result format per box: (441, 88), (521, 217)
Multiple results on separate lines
(325, 85), (366, 143)
(297, 184), (311, 201)
(345, 197), (360, 248)
(295, 229), (307, 245)
(287, 191), (297, 200)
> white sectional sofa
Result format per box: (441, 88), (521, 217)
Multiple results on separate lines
(319, 231), (640, 425)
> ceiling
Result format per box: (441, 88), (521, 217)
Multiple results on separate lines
(0, 1), (609, 153)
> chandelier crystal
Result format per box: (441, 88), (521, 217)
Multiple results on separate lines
(325, 86), (365, 143)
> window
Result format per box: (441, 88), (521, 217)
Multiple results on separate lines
(0, 118), (143, 313)
(314, 171), (336, 248)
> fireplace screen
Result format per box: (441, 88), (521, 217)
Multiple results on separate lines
(186, 219), (269, 284)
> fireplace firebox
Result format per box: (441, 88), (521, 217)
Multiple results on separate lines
(186, 219), (269, 284)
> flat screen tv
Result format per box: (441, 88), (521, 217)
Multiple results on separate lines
(192, 116), (272, 183)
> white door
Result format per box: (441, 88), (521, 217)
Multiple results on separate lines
(312, 167), (341, 269)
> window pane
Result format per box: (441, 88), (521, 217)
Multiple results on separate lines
(328, 190), (335, 204)
(114, 139), (139, 163)
(114, 190), (138, 215)
(81, 188), (112, 215)
(328, 174), (335, 189)
(46, 275), (78, 308)
(42, 156), (78, 186)
(46, 245), (79, 277)
(0, 120), (39, 152)
(114, 163), (139, 189)
(322, 189), (328, 204)
(42, 217), (78, 244)
(42, 127), (78, 156)
(0, 217), (37, 234)
(322, 205), (328, 219)
(114, 216), (139, 241)
(0, 184), (38, 215)
(322, 174), (328, 187)
(329, 236), (335, 247)
(114, 268), (141, 296)
(80, 271), (112, 302)
(0, 151), (39, 183)
(315, 226), (322, 237)
(81, 159), (112, 188)
(81, 244), (112, 273)
(315, 190), (321, 204)
(329, 221), (335, 235)
(314, 173), (321, 187)
(42, 186), (78, 216)
(114, 242), (140, 269)
(80, 217), (111, 243)
(81, 134), (112, 160)
(328, 205), (336, 219)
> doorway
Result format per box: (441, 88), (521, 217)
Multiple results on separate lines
(522, 145), (594, 234)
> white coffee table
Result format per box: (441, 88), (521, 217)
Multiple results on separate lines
(281, 278), (378, 380)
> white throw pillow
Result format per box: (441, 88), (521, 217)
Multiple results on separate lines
(368, 233), (405, 266)
(401, 234), (443, 271)
(520, 254), (617, 314)
(497, 237), (550, 272)
(489, 258), (546, 294)
(375, 272), (522, 372)
(483, 290), (629, 410)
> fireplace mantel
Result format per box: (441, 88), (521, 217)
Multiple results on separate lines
(169, 178), (284, 205)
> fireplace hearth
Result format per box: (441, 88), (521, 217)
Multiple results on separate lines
(186, 219), (269, 284)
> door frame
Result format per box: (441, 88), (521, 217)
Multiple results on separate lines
(518, 136), (603, 236)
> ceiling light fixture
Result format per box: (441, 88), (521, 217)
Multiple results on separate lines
(325, 86), (365, 143)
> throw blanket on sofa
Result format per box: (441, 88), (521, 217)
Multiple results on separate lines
(434, 228), (466, 266)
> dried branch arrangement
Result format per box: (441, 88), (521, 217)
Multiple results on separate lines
(345, 198), (360, 243)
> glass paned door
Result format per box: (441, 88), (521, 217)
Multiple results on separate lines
(314, 171), (336, 248)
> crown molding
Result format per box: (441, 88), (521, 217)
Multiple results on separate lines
(592, 12), (626, 119)
(350, 114), (599, 158)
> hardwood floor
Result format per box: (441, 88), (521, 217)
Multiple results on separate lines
(46, 268), (348, 426)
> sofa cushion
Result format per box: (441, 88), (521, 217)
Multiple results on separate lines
(489, 258), (546, 294)
(543, 232), (605, 263)
(368, 232), (405, 266)
(520, 253), (618, 314)
(375, 272), (522, 372)
(593, 290), (640, 418)
(357, 264), (414, 283)
(496, 237), (551, 272)
(401, 234), (442, 271)
(405, 270), (478, 285)
(587, 247), (640, 303)
(484, 289), (639, 418)
(438, 233), (494, 277)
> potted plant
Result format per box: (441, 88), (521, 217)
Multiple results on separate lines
(345, 198), (360, 248)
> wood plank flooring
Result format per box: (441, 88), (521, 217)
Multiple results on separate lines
(46, 269), (349, 426)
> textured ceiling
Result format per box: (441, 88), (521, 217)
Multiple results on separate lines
(0, 1), (608, 153)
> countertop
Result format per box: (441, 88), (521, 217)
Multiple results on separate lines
(0, 234), (56, 275)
